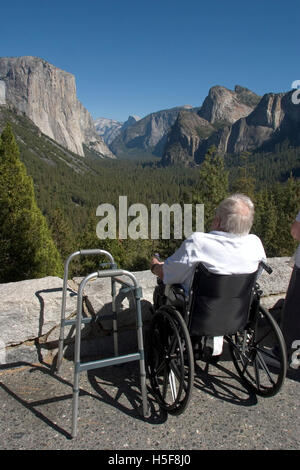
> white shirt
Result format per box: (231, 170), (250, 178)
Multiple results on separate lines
(163, 231), (267, 293)
(295, 211), (300, 268)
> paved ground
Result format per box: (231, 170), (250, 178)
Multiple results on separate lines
(0, 351), (299, 452)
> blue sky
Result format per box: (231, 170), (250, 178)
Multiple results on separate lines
(1, 0), (299, 122)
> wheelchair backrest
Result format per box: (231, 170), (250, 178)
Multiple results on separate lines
(188, 263), (259, 337)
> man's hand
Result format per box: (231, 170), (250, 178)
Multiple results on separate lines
(150, 257), (164, 279)
(291, 220), (300, 242)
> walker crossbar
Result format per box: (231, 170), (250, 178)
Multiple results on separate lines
(70, 267), (149, 438)
(75, 352), (141, 373)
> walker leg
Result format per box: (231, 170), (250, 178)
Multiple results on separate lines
(72, 370), (80, 438)
(135, 295), (150, 417)
(56, 333), (65, 373)
(71, 280), (84, 438)
(111, 279), (118, 356)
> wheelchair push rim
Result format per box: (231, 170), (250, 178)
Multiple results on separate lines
(148, 307), (194, 415)
(228, 305), (287, 397)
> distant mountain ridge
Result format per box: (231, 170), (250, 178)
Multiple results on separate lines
(97, 83), (299, 165)
(0, 56), (298, 166)
(108, 105), (194, 159)
(94, 115), (141, 145)
(101, 85), (268, 161)
(221, 90), (300, 153)
(162, 85), (300, 165)
(162, 85), (261, 165)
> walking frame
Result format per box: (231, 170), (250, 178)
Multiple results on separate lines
(56, 249), (149, 438)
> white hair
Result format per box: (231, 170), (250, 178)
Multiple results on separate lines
(215, 194), (254, 235)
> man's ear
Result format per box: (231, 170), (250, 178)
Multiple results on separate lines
(211, 216), (220, 230)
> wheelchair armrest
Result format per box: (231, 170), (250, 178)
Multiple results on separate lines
(171, 284), (186, 296)
(153, 282), (187, 311)
(166, 284), (187, 310)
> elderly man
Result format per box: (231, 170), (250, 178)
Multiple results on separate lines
(150, 193), (266, 294)
(150, 193), (266, 357)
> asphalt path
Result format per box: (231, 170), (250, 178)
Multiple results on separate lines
(0, 352), (299, 452)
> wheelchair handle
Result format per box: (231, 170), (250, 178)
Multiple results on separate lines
(260, 261), (273, 275)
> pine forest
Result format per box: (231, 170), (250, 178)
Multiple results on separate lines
(0, 107), (300, 283)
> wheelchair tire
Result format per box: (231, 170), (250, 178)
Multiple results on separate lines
(148, 306), (194, 415)
(229, 305), (287, 397)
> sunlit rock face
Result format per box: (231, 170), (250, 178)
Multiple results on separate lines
(0, 56), (115, 158)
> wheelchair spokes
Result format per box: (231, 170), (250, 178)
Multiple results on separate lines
(148, 307), (194, 415)
(229, 306), (287, 397)
(168, 370), (177, 402)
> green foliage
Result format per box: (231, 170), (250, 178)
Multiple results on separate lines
(48, 208), (76, 261)
(252, 188), (279, 256)
(195, 125), (214, 139)
(212, 120), (231, 131)
(226, 144), (300, 187)
(0, 123), (63, 282)
(66, 214), (156, 277)
(230, 151), (256, 200)
(193, 146), (229, 230)
(0, 108), (300, 279)
(252, 177), (300, 257)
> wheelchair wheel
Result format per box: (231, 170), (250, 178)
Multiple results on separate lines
(229, 305), (287, 397)
(148, 306), (194, 415)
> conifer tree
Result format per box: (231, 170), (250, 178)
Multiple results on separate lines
(252, 188), (278, 255)
(0, 123), (63, 282)
(48, 207), (75, 262)
(272, 177), (300, 256)
(193, 146), (229, 230)
(230, 151), (255, 200)
(253, 178), (300, 256)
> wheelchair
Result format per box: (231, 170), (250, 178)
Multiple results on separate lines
(147, 261), (288, 415)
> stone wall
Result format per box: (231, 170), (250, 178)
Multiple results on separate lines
(0, 258), (293, 366)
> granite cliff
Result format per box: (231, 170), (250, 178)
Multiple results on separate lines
(109, 105), (193, 159)
(198, 85), (259, 125)
(107, 85), (262, 162)
(0, 56), (115, 158)
(162, 110), (215, 165)
(162, 85), (300, 165)
(162, 85), (261, 165)
(218, 90), (300, 154)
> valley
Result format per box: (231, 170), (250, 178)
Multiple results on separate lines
(0, 56), (299, 281)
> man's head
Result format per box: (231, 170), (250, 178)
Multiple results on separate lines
(212, 194), (254, 235)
